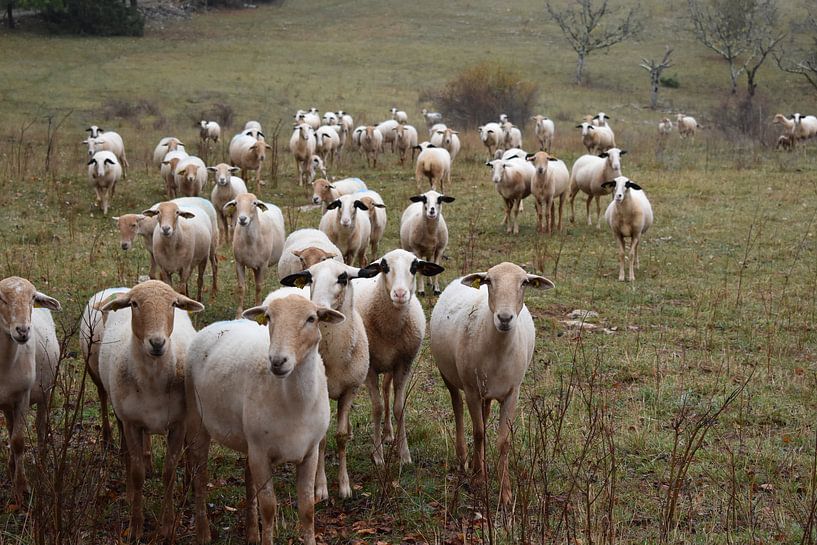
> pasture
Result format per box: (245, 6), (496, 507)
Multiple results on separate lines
(1, 0), (817, 543)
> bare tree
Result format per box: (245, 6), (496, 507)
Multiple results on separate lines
(640, 46), (673, 109)
(776, 13), (817, 93)
(545, 0), (642, 85)
(743, 1), (786, 97)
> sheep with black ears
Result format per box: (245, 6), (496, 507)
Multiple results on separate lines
(603, 176), (654, 282)
(399, 190), (454, 295)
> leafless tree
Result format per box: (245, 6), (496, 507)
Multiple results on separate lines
(776, 13), (817, 94)
(640, 46), (673, 109)
(545, 0), (642, 85)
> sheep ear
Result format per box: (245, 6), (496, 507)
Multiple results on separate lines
(206, 166), (217, 172)
(317, 307), (345, 324)
(548, 157), (559, 161)
(87, 159), (95, 166)
(525, 153), (535, 161)
(409, 195), (426, 203)
(625, 181), (642, 190)
(33, 292), (61, 311)
(354, 200), (369, 211)
(426, 143), (437, 148)
(373, 203), (386, 208)
(411, 259), (444, 277)
(242, 306), (268, 325)
(326, 200), (342, 210)
(111, 216), (120, 222)
(100, 292), (132, 312)
(575, 125), (583, 128)
(327, 184), (336, 190)
(174, 296), (204, 313)
(229, 166), (240, 173)
(361, 261), (384, 276)
(598, 152), (609, 158)
(461, 273), (488, 289)
(353, 266), (380, 279)
(223, 200), (237, 214)
(600, 181), (616, 189)
(280, 271), (313, 289)
(104, 158), (115, 165)
(177, 211), (195, 219)
(142, 209), (159, 217)
(619, 150), (627, 156)
(255, 201), (268, 211)
(439, 195), (455, 203)
(524, 275), (555, 290)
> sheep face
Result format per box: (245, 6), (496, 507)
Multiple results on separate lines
(0, 277), (60, 344)
(99, 280), (202, 358)
(86, 125), (103, 138)
(486, 159), (508, 184)
(409, 190), (454, 220)
(526, 152), (558, 175)
(363, 250), (443, 307)
(599, 148), (626, 176)
(177, 163), (201, 186)
(166, 138), (184, 152)
(243, 295), (343, 377)
(199, 120), (208, 129)
(82, 138), (97, 158)
(225, 193), (267, 227)
(601, 176), (642, 204)
(143, 202), (195, 238)
(249, 140), (272, 162)
(282, 260), (377, 311)
(311, 178), (333, 205)
(207, 163), (240, 186)
(114, 213), (149, 250)
(294, 123), (312, 141)
(460, 263), (554, 332)
(88, 155), (116, 178)
(326, 196), (368, 229)
(576, 122), (594, 136)
(323, 112), (338, 125)
(292, 247), (338, 270)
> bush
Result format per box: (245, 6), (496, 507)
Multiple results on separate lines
(421, 62), (539, 129)
(43, 0), (144, 36)
(660, 75), (680, 88)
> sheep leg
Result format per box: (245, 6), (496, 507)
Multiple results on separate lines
(209, 249), (218, 299)
(148, 252), (159, 280)
(178, 267), (192, 297)
(441, 375), (467, 471)
(616, 234), (627, 282)
(93, 186), (102, 206)
(196, 258), (207, 303)
(382, 373), (393, 442)
(248, 450), (278, 545)
(568, 182), (579, 223)
(595, 196), (603, 229)
(464, 390), (487, 484)
(357, 247), (367, 269)
(314, 436), (329, 502)
(557, 194), (565, 233)
(365, 369), (385, 466)
(253, 266), (266, 307)
(391, 362), (413, 464)
(6, 402), (30, 501)
(497, 391), (520, 506)
(123, 424), (145, 542)
(512, 199), (521, 235)
(501, 199), (511, 228)
(295, 445), (320, 545)
(236, 263), (247, 319)
(294, 158), (302, 185)
(630, 233), (641, 282)
(534, 198), (544, 234)
(585, 195), (594, 226)
(188, 427), (212, 544)
(336, 388), (355, 499)
(159, 423), (185, 540)
(432, 250), (445, 295)
(88, 370), (112, 445)
(244, 459), (260, 544)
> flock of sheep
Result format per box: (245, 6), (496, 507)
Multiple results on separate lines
(3, 102), (810, 544)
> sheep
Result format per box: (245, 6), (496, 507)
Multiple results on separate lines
(224, 193), (286, 316)
(576, 122), (616, 153)
(414, 142), (451, 192)
(315, 125), (341, 166)
(394, 124), (419, 166)
(143, 200), (218, 301)
(319, 194), (371, 267)
(479, 122), (503, 157)
(86, 125), (103, 138)
(98, 280), (203, 542)
(295, 109), (321, 130)
(430, 127), (461, 162)
(658, 117), (673, 136)
(676, 113), (700, 138)
(87, 151), (122, 215)
(353, 249), (444, 464)
(494, 147), (527, 160)
(242, 127), (265, 140)
(336, 111), (354, 136)
(280, 260), (378, 500)
(152, 137), (186, 169)
(244, 120), (263, 132)
(569, 148), (626, 228)
(160, 149), (190, 198)
(429, 122), (447, 138)
(603, 176), (654, 282)
(186, 290), (342, 545)
(174, 155), (208, 197)
(501, 122), (523, 149)
(777, 134), (795, 151)
(772, 113), (796, 134)
(430, 262), (554, 505)
(322, 111), (338, 125)
(208, 163), (248, 244)
(311, 177), (367, 211)
(356, 190), (387, 258)
(0, 277), (60, 500)
(592, 112), (611, 127)
(84, 130), (129, 171)
(793, 113), (817, 142)
(277, 228), (343, 280)
(526, 151), (570, 235)
(421, 108), (443, 130)
(289, 123), (317, 186)
(376, 119), (400, 152)
(390, 107), (408, 124)
(499, 114), (509, 124)
(351, 126), (366, 153)
(361, 126), (384, 168)
(306, 154), (327, 184)
(486, 157), (534, 234)
(230, 133), (271, 192)
(399, 190), (454, 295)
(199, 120), (221, 144)
(531, 115), (555, 152)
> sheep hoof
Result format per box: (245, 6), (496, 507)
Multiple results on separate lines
(433, 289), (441, 296)
(314, 485), (329, 503)
(339, 484), (352, 499)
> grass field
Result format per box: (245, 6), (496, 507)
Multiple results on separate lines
(2, 0), (817, 543)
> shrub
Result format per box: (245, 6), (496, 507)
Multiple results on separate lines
(43, 0), (144, 36)
(660, 74), (680, 88)
(421, 62), (539, 128)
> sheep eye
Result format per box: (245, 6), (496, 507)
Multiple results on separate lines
(338, 273), (348, 285)
(131, 301), (139, 309)
(306, 315), (317, 324)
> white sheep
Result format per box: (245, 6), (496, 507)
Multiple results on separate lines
(315, 125), (341, 166)
(393, 124), (419, 166)
(84, 130), (129, 172)
(98, 280), (203, 542)
(501, 122), (523, 149)
(310, 177), (367, 212)
(486, 156), (534, 234)
(353, 250), (444, 465)
(306, 154), (327, 184)
(576, 122), (616, 153)
(289, 123), (317, 186)
(229, 133), (271, 192)
(603, 176), (654, 282)
(430, 127), (461, 161)
(186, 289), (341, 545)
(526, 151), (570, 235)
(658, 117), (673, 136)
(390, 107), (408, 124)
(295, 109), (321, 130)
(430, 262), (554, 505)
(531, 115), (555, 152)
(676, 113), (700, 138)
(569, 148), (626, 227)
(319, 194), (371, 266)
(793, 113), (817, 142)
(592, 112), (611, 128)
(174, 155), (208, 197)
(429, 122), (447, 137)
(207, 163), (247, 244)
(361, 126), (384, 168)
(152, 137), (186, 169)
(399, 190), (454, 295)
(160, 149), (189, 198)
(495, 147), (528, 160)
(336, 111), (354, 139)
(479, 122), (503, 157)
(376, 119), (400, 152)
(0, 277), (60, 501)
(277, 228), (343, 280)
(86, 125), (103, 138)
(244, 120), (263, 132)
(224, 193), (286, 316)
(199, 120), (221, 144)
(421, 108), (443, 130)
(87, 150), (122, 216)
(356, 190), (387, 258)
(414, 142), (451, 192)
(322, 111), (338, 125)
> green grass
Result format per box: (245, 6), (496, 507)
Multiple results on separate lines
(2, 0), (817, 543)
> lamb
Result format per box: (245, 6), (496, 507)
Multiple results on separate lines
(486, 157), (535, 234)
(199, 120), (221, 144)
(576, 122), (616, 153)
(311, 177), (367, 212)
(531, 115), (555, 152)
(479, 122), (503, 157)
(84, 130), (129, 171)
(160, 149), (190, 197)
(230, 133), (271, 192)
(526, 151), (570, 235)
(143, 200), (218, 301)
(224, 193), (286, 316)
(390, 107), (408, 124)
(353, 249), (444, 465)
(376, 119), (400, 152)
(356, 190), (387, 258)
(295, 109), (321, 130)
(603, 176), (654, 282)
(277, 228), (343, 280)
(676, 114), (700, 138)
(394, 124), (419, 166)
(361, 126), (384, 168)
(280, 260), (378, 500)
(501, 122), (523, 149)
(319, 194), (371, 267)
(430, 262), (554, 505)
(152, 137), (186, 169)
(399, 190), (454, 295)
(174, 155), (208, 197)
(658, 117), (673, 136)
(315, 125), (341, 165)
(421, 108), (443, 130)
(777, 134), (795, 151)
(87, 151), (122, 215)
(0, 277), (60, 500)
(186, 290), (341, 545)
(569, 148), (626, 227)
(414, 142), (451, 192)
(289, 123), (317, 186)
(98, 280), (203, 542)
(430, 127), (461, 161)
(207, 163), (248, 244)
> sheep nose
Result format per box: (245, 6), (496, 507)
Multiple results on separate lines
(121, 242), (130, 250)
(161, 226), (171, 235)
(393, 288), (408, 302)
(497, 313), (513, 329)
(238, 216), (248, 226)
(340, 218), (352, 227)
(148, 337), (166, 354)
(270, 356), (288, 375)
(312, 197), (320, 204)
(14, 326), (30, 341)
(537, 167), (545, 174)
